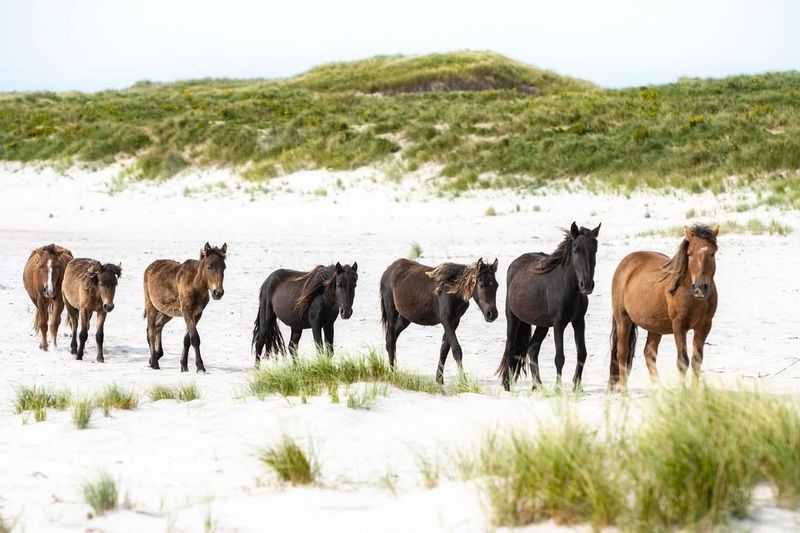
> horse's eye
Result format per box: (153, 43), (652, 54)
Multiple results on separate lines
(207, 266), (211, 270)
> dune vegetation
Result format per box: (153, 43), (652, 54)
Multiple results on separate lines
(1, 51), (799, 202)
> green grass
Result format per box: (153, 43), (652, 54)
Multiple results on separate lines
(248, 350), (448, 398)
(2, 52), (799, 200)
(15, 385), (71, 415)
(346, 383), (388, 410)
(147, 383), (200, 402)
(95, 384), (139, 414)
(407, 241), (422, 260)
(640, 218), (792, 237)
(465, 385), (800, 530)
(259, 435), (317, 485)
(484, 206), (498, 216)
(82, 472), (119, 516)
(72, 398), (94, 429)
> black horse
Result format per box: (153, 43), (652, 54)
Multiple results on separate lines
(380, 258), (499, 384)
(252, 262), (358, 364)
(498, 222), (601, 391)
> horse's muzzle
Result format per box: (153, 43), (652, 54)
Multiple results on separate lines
(485, 309), (498, 322)
(579, 280), (595, 295)
(103, 303), (115, 312)
(692, 282), (709, 299)
(341, 308), (353, 320)
(212, 289), (224, 300)
(42, 288), (55, 298)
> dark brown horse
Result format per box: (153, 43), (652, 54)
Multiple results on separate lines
(22, 244), (73, 351)
(143, 243), (227, 372)
(380, 258), (499, 383)
(498, 223), (601, 391)
(62, 259), (122, 362)
(252, 262), (358, 364)
(609, 224), (719, 391)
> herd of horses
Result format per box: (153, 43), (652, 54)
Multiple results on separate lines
(21, 222), (719, 391)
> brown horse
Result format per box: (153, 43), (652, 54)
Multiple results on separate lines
(22, 244), (73, 350)
(143, 242), (227, 372)
(609, 224), (719, 391)
(62, 259), (122, 362)
(380, 258), (499, 383)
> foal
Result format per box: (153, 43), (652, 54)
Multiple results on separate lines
(62, 259), (122, 362)
(143, 243), (227, 372)
(609, 225), (719, 391)
(252, 262), (358, 364)
(22, 244), (73, 350)
(380, 258), (499, 383)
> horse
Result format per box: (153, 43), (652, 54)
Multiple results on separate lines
(497, 222), (601, 391)
(62, 259), (122, 362)
(380, 258), (499, 384)
(22, 244), (73, 351)
(609, 224), (718, 391)
(143, 242), (227, 372)
(252, 262), (358, 364)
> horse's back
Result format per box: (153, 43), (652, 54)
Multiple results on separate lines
(382, 258), (439, 325)
(62, 258), (99, 309)
(263, 268), (307, 327)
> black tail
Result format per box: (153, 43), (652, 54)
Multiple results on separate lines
(609, 319), (637, 385)
(495, 321), (531, 381)
(379, 291), (388, 334)
(252, 288), (285, 358)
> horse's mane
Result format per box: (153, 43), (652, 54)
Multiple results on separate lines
(661, 224), (718, 294)
(529, 230), (574, 274)
(294, 265), (337, 315)
(426, 262), (479, 301)
(83, 262), (123, 288)
(30, 243), (72, 260)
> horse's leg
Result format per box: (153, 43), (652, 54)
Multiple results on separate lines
(309, 306), (325, 355)
(154, 313), (171, 366)
(644, 332), (662, 385)
(65, 300), (78, 355)
(388, 317), (410, 368)
(323, 322), (334, 356)
(571, 317), (587, 391)
(614, 317), (634, 391)
(289, 328), (302, 361)
(95, 311), (106, 362)
(552, 321), (568, 388)
(192, 311), (206, 372)
(501, 311), (521, 391)
(49, 297), (64, 347)
(76, 308), (91, 360)
(36, 300), (48, 351)
(435, 332), (451, 385)
(672, 320), (690, 384)
(441, 319), (464, 382)
(691, 321), (712, 382)
(527, 326), (549, 390)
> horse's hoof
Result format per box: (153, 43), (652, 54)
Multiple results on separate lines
(196, 367), (207, 373)
(149, 360), (160, 370)
(76, 355), (83, 361)
(97, 357), (104, 363)
(181, 367), (189, 373)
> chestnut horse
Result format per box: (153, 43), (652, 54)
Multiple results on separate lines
(609, 224), (719, 391)
(252, 262), (358, 364)
(62, 259), (122, 362)
(498, 222), (601, 391)
(22, 244), (73, 350)
(143, 243), (227, 372)
(380, 258), (499, 384)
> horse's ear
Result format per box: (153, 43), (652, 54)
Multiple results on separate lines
(115, 263), (123, 278)
(570, 222), (579, 238)
(220, 243), (227, 257)
(202, 242), (211, 257)
(490, 258), (499, 272)
(476, 258), (484, 270)
(684, 226), (695, 240)
(351, 262), (357, 272)
(335, 262), (343, 273)
(591, 223), (601, 238)
(711, 225), (720, 237)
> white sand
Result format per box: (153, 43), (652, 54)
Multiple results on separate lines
(1, 164), (799, 531)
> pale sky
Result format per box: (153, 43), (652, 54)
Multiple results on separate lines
(0, 0), (797, 92)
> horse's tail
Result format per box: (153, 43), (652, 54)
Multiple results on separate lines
(252, 284), (285, 358)
(609, 319), (637, 385)
(379, 291), (388, 333)
(495, 315), (531, 382)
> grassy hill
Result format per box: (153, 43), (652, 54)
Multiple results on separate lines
(1, 51), (798, 202)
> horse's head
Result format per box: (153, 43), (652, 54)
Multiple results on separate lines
(684, 225), (718, 299)
(86, 263), (122, 312)
(34, 244), (68, 299)
(569, 222), (601, 295)
(200, 242), (227, 300)
(334, 262), (358, 319)
(473, 258), (499, 322)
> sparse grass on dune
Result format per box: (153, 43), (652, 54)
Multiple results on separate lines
(2, 52), (799, 200)
(464, 385), (800, 530)
(15, 386), (71, 421)
(639, 217), (793, 237)
(259, 435), (317, 485)
(95, 384), (139, 415)
(82, 472), (119, 516)
(147, 383), (200, 402)
(72, 398), (94, 429)
(248, 350), (457, 398)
